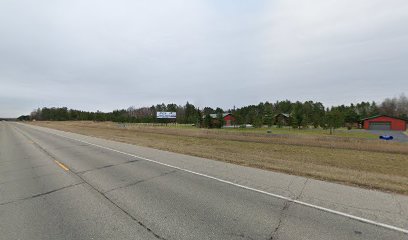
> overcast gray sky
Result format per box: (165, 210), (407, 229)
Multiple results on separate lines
(1, 0), (408, 117)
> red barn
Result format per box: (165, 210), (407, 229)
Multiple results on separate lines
(361, 115), (407, 131)
(209, 113), (236, 127)
(223, 113), (235, 127)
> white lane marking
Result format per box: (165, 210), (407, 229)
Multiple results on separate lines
(20, 124), (408, 234)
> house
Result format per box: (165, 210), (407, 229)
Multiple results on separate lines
(274, 113), (292, 126)
(208, 113), (236, 127)
(361, 115), (407, 131)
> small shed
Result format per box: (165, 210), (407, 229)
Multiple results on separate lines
(361, 115), (407, 131)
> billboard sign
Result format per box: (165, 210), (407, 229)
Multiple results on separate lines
(156, 112), (177, 119)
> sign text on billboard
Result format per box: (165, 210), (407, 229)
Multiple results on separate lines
(156, 112), (177, 119)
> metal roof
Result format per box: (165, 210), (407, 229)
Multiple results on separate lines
(209, 113), (231, 118)
(275, 113), (291, 118)
(360, 114), (407, 122)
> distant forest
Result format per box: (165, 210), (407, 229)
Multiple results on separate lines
(18, 94), (408, 129)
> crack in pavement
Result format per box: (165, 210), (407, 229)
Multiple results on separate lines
(0, 182), (84, 206)
(14, 125), (169, 240)
(76, 164), (115, 174)
(76, 158), (140, 174)
(392, 194), (405, 216)
(297, 179), (309, 200)
(269, 200), (290, 240)
(283, 177), (298, 199)
(286, 177), (295, 192)
(103, 169), (178, 194)
(74, 171), (169, 240)
(269, 179), (309, 240)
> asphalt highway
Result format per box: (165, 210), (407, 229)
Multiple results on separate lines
(0, 122), (406, 239)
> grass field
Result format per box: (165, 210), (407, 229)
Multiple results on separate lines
(29, 121), (408, 195)
(117, 123), (378, 139)
(210, 126), (377, 138)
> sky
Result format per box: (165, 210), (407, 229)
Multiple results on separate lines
(1, 0), (408, 117)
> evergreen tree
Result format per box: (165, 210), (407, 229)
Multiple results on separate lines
(204, 114), (213, 128)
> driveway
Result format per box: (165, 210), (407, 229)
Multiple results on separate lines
(368, 130), (408, 143)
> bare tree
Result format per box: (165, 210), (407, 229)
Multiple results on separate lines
(379, 93), (408, 117)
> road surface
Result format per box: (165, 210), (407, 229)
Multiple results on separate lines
(0, 122), (406, 239)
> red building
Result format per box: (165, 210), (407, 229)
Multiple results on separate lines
(209, 113), (236, 127)
(361, 115), (407, 131)
(223, 113), (235, 127)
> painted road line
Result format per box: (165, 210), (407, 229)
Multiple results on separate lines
(20, 124), (408, 234)
(13, 126), (71, 172)
(54, 160), (69, 171)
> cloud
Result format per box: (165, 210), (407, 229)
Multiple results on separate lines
(0, 0), (407, 117)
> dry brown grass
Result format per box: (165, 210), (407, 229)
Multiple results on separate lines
(30, 121), (408, 195)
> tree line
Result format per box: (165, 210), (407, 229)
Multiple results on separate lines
(19, 94), (408, 130)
